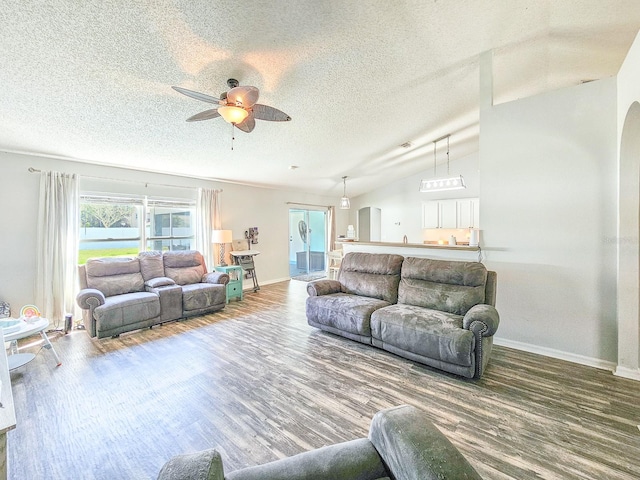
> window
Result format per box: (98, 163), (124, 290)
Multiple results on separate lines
(145, 199), (194, 252)
(79, 195), (195, 264)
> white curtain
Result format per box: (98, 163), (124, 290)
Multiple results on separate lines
(195, 188), (221, 270)
(327, 206), (336, 252)
(36, 171), (79, 326)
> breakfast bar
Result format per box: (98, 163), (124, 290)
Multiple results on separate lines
(337, 240), (482, 262)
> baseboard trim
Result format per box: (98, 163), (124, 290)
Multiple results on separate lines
(240, 277), (291, 290)
(613, 366), (640, 381)
(260, 277), (292, 287)
(493, 337), (617, 373)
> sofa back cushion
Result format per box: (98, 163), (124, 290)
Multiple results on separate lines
(339, 252), (404, 304)
(398, 257), (487, 315)
(84, 257), (145, 297)
(163, 250), (206, 285)
(138, 251), (165, 281)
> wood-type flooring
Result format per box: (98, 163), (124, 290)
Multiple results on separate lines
(7, 280), (640, 479)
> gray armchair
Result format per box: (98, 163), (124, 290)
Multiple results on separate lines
(157, 405), (482, 480)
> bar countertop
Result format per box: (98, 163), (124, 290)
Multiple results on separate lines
(336, 240), (479, 251)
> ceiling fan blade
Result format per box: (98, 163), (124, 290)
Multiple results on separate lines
(227, 86), (259, 107)
(252, 104), (291, 122)
(172, 86), (220, 104)
(235, 113), (256, 133)
(186, 109), (221, 122)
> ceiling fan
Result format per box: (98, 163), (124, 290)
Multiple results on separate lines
(171, 78), (291, 133)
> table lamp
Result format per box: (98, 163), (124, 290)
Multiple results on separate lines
(212, 229), (233, 266)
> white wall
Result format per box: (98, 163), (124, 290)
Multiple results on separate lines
(480, 77), (618, 366)
(350, 152), (480, 244)
(0, 152), (346, 312)
(615, 29), (640, 379)
(349, 78), (618, 368)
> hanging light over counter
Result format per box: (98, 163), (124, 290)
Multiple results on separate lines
(420, 135), (466, 193)
(340, 176), (351, 209)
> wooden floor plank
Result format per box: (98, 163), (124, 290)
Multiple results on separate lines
(7, 279), (640, 479)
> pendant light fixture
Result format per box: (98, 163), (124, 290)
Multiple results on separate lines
(340, 176), (351, 209)
(419, 135), (466, 192)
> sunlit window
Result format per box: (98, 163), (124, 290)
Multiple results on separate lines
(79, 195), (195, 264)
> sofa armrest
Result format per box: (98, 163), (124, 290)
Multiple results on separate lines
(368, 405), (482, 480)
(145, 277), (176, 289)
(225, 439), (386, 480)
(76, 288), (106, 309)
(462, 304), (500, 337)
(306, 279), (342, 297)
(76, 289), (106, 338)
(157, 448), (224, 480)
(202, 272), (229, 285)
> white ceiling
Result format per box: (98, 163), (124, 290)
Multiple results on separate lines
(2, 1), (639, 198)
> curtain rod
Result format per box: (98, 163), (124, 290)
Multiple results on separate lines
(286, 201), (332, 209)
(28, 167), (222, 192)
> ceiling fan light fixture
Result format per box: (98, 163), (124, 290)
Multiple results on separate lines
(217, 105), (249, 124)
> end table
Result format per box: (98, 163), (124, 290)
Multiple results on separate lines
(215, 265), (243, 302)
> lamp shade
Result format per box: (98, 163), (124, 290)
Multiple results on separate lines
(211, 229), (233, 244)
(217, 106), (249, 124)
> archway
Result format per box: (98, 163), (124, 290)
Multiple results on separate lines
(616, 101), (640, 379)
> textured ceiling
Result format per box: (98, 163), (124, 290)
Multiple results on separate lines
(2, 1), (640, 197)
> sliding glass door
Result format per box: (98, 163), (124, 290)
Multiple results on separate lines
(289, 208), (327, 279)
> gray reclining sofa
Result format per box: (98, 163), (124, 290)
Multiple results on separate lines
(157, 404), (482, 480)
(306, 252), (499, 379)
(77, 250), (228, 338)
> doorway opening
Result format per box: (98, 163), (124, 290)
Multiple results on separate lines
(289, 208), (327, 281)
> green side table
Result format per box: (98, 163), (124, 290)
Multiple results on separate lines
(215, 265), (243, 302)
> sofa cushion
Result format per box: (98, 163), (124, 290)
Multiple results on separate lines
(339, 253), (404, 304)
(85, 258), (144, 297)
(398, 257), (487, 315)
(94, 292), (160, 329)
(181, 283), (226, 312)
(138, 251), (166, 281)
(371, 304), (474, 367)
(306, 293), (390, 337)
(164, 251), (207, 285)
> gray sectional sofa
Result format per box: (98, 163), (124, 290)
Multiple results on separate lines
(156, 404), (482, 480)
(306, 252), (499, 379)
(77, 250), (229, 338)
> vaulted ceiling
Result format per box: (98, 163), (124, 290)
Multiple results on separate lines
(2, 1), (639, 197)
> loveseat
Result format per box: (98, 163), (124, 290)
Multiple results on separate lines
(156, 404), (482, 480)
(306, 252), (499, 379)
(77, 250), (228, 338)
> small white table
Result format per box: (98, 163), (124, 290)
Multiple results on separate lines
(3, 318), (62, 370)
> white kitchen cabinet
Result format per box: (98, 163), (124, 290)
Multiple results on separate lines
(422, 201), (441, 228)
(456, 198), (480, 228)
(440, 200), (457, 228)
(422, 198), (480, 229)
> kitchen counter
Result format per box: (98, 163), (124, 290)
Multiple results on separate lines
(337, 240), (478, 251)
(336, 241), (482, 261)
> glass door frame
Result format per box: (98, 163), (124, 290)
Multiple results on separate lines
(288, 207), (327, 278)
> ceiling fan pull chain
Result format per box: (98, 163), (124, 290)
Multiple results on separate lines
(231, 123), (235, 151)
